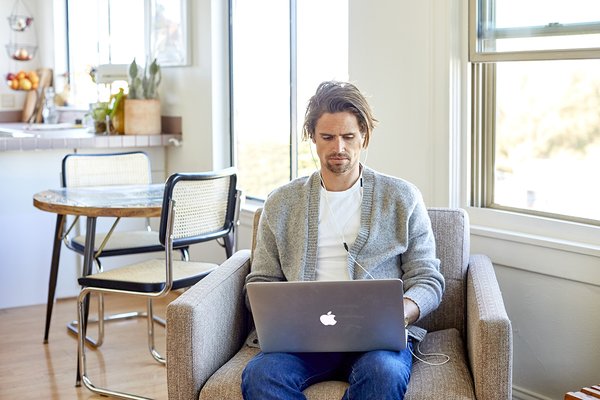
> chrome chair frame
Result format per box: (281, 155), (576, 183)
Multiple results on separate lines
(43, 151), (188, 347)
(76, 168), (239, 400)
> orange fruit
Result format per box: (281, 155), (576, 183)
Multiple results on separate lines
(27, 70), (39, 83)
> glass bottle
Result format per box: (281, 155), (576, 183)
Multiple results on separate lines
(42, 87), (59, 124)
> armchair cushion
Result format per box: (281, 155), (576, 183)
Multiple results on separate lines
(199, 328), (475, 400)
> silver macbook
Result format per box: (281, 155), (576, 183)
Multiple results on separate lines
(246, 279), (406, 353)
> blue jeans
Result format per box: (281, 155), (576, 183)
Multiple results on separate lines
(241, 342), (413, 400)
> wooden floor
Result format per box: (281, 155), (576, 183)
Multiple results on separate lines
(0, 293), (179, 399)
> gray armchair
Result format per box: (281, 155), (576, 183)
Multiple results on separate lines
(166, 208), (512, 400)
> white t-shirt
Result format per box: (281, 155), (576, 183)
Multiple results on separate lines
(316, 178), (362, 281)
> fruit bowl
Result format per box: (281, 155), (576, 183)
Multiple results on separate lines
(8, 15), (34, 31)
(5, 70), (39, 91)
(5, 44), (37, 61)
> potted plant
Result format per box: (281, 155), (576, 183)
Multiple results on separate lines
(124, 58), (162, 135)
(86, 101), (110, 134)
(85, 88), (125, 134)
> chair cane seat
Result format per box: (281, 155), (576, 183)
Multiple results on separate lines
(70, 230), (164, 255)
(78, 259), (218, 292)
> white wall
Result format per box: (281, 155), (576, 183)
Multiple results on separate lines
(348, 1), (437, 200)
(0, 0), (41, 110)
(163, 0), (230, 175)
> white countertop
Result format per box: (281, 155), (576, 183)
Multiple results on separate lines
(0, 122), (104, 138)
(0, 122), (182, 151)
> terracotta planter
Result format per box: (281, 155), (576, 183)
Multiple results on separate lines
(124, 99), (161, 135)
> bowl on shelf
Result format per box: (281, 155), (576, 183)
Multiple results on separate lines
(8, 15), (34, 31)
(5, 44), (37, 61)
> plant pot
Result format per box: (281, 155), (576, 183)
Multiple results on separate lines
(124, 99), (161, 135)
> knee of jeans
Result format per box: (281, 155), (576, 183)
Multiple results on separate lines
(242, 360), (270, 397)
(355, 351), (412, 386)
(242, 354), (268, 383)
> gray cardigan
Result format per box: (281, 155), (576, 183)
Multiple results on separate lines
(246, 166), (445, 341)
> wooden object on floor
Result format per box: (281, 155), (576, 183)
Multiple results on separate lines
(566, 385), (600, 400)
(582, 387), (600, 398)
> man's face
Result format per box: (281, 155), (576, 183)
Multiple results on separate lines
(313, 111), (363, 176)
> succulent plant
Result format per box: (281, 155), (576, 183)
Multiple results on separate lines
(128, 58), (161, 100)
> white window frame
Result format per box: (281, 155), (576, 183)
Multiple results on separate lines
(469, 0), (600, 62)
(228, 0), (296, 202)
(469, 0), (600, 227)
(465, 0), (600, 264)
(228, 0), (348, 201)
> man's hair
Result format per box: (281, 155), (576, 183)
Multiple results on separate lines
(302, 81), (377, 148)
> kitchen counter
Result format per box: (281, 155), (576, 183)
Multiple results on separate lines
(0, 122), (182, 152)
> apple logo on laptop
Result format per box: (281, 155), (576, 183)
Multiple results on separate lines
(320, 311), (337, 326)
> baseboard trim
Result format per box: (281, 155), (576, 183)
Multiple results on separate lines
(513, 385), (555, 400)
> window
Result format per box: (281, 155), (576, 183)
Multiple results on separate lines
(470, 0), (600, 224)
(230, 0), (348, 200)
(65, 0), (146, 107)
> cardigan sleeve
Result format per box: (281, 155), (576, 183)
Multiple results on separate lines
(245, 205), (286, 285)
(400, 193), (445, 320)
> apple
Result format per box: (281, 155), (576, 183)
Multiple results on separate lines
(319, 311), (337, 326)
(19, 77), (32, 91)
(6, 73), (16, 81)
(10, 79), (19, 90)
(16, 71), (26, 80)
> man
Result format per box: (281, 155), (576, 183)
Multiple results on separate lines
(241, 81), (444, 399)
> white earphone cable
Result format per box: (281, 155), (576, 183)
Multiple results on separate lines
(409, 340), (450, 366)
(308, 141), (373, 279)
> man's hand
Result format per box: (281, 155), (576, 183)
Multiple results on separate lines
(403, 297), (420, 326)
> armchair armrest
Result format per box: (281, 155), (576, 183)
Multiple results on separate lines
(466, 254), (513, 400)
(167, 249), (251, 400)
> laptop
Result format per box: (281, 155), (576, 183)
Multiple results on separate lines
(246, 279), (407, 353)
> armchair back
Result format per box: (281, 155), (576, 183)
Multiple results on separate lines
(418, 208), (470, 337)
(250, 207), (470, 337)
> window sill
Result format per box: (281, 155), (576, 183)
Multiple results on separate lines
(466, 206), (600, 252)
(466, 206), (600, 286)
